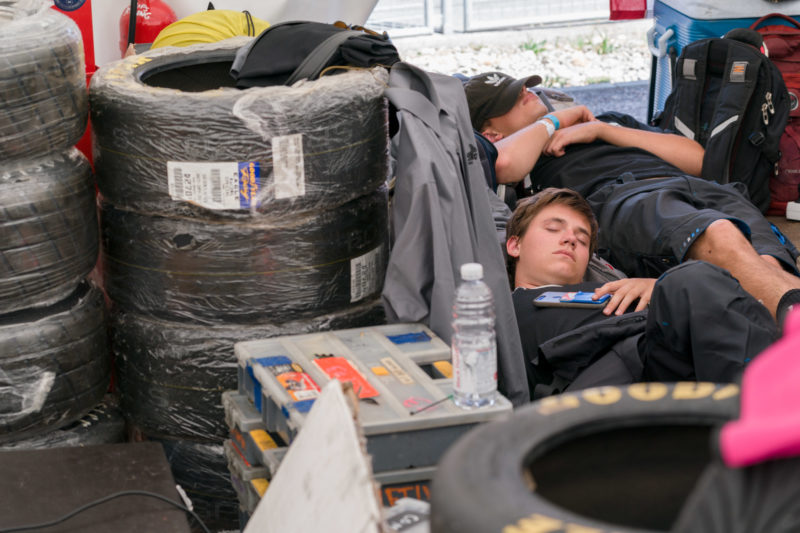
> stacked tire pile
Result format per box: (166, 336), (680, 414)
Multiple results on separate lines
(0, 5), (113, 449)
(89, 38), (390, 530)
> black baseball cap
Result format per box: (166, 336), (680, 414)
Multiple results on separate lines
(464, 72), (543, 130)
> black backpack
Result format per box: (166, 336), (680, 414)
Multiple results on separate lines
(654, 29), (789, 213)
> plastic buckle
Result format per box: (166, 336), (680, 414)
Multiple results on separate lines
(749, 131), (766, 147)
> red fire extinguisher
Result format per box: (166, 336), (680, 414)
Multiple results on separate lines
(119, 0), (177, 57)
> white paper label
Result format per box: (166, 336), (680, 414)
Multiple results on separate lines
(291, 389), (320, 401)
(167, 161), (261, 210)
(272, 134), (305, 199)
(350, 246), (382, 302)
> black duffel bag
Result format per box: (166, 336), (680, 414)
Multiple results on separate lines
(231, 20), (400, 87)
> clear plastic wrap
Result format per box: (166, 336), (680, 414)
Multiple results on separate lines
(0, 282), (110, 443)
(0, 148), (98, 314)
(101, 189), (389, 324)
(0, 2), (87, 160)
(0, 395), (125, 450)
(113, 298), (385, 440)
(89, 37), (390, 220)
(143, 434), (241, 532)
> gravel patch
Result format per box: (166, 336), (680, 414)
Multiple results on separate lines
(392, 19), (654, 88)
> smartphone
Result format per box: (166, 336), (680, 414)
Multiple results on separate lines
(533, 291), (610, 309)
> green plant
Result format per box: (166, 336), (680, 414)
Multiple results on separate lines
(520, 39), (547, 54)
(586, 76), (611, 84)
(542, 75), (568, 88)
(596, 36), (615, 55)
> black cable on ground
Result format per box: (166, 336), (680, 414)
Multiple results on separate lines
(0, 489), (210, 533)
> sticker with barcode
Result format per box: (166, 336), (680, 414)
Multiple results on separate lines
(350, 246), (382, 302)
(272, 134), (305, 199)
(167, 161), (260, 209)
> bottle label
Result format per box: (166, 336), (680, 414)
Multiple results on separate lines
(453, 343), (497, 396)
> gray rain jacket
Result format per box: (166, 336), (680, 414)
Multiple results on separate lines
(382, 62), (528, 406)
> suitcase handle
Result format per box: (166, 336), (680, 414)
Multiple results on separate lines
(750, 13), (800, 31)
(647, 25), (674, 58)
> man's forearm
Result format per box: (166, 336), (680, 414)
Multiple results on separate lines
(597, 122), (704, 176)
(494, 106), (595, 184)
(494, 121), (552, 184)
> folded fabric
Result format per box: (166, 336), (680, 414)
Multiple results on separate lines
(719, 307), (800, 467)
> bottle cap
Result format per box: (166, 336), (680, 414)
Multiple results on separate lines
(460, 263), (483, 281)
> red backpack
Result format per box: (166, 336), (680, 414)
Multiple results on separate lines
(751, 14), (800, 215)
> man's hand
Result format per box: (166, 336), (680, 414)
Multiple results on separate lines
(493, 106), (595, 184)
(543, 121), (604, 157)
(552, 105), (595, 129)
(594, 278), (656, 316)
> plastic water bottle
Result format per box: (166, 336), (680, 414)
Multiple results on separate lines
(452, 263), (497, 408)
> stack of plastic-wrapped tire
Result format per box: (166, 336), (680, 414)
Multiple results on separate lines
(90, 37), (390, 530)
(0, 2), (113, 449)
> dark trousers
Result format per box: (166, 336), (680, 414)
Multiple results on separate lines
(587, 176), (799, 278)
(563, 261), (778, 393)
(642, 260), (779, 382)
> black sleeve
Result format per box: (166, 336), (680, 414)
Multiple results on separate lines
(513, 286), (607, 351)
(474, 130), (498, 191)
(512, 284), (607, 399)
(596, 111), (671, 134)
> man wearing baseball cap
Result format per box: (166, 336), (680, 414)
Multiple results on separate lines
(463, 70), (800, 327)
(464, 71), (597, 156)
(464, 72), (543, 132)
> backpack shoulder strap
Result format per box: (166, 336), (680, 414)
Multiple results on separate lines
(285, 29), (362, 85)
(700, 40), (764, 183)
(665, 39), (710, 141)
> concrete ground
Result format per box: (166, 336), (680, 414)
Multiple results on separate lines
(770, 216), (800, 257)
(561, 79), (650, 123)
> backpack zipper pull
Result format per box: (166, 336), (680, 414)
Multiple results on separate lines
(762, 102), (770, 125)
(766, 92), (775, 114)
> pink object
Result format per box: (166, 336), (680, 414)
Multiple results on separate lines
(609, 0), (646, 20)
(720, 307), (800, 467)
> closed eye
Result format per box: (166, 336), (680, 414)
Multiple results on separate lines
(544, 222), (563, 232)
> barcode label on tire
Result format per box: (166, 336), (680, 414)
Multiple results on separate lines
(350, 246), (382, 302)
(167, 161), (260, 209)
(272, 134), (305, 199)
(210, 168), (222, 203)
(170, 165), (185, 199)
